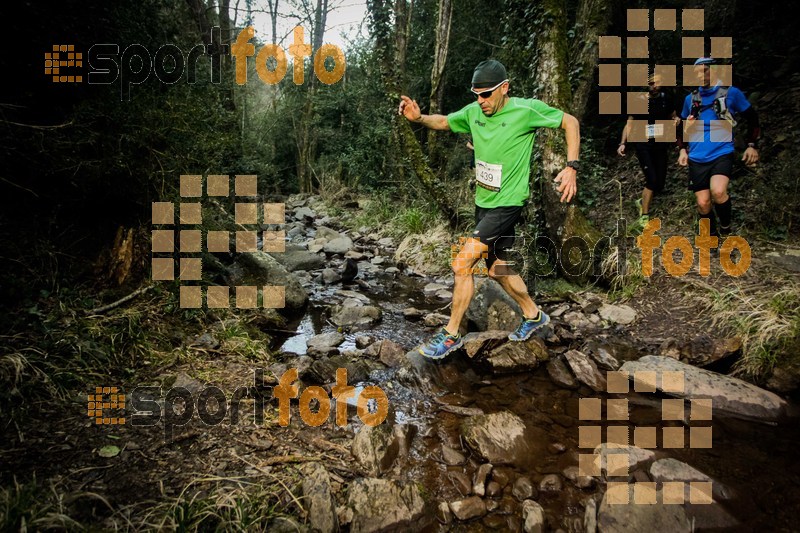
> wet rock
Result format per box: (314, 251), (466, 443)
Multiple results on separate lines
(437, 501), (453, 525)
(512, 476), (535, 501)
(548, 442), (567, 454)
(448, 471), (472, 495)
(352, 424), (399, 476)
(564, 350), (607, 392)
(306, 332), (345, 357)
(378, 237), (395, 247)
(461, 411), (530, 465)
(538, 474), (562, 493)
(547, 356), (580, 390)
(355, 335), (375, 349)
(308, 243), (325, 254)
(593, 443), (656, 475)
(562, 466), (595, 489)
(563, 311), (591, 329)
(649, 458), (733, 500)
(271, 245), (325, 272)
(423, 282), (449, 295)
(473, 463), (493, 496)
(364, 339), (406, 367)
(323, 236), (354, 255)
(522, 499), (545, 533)
(435, 289), (453, 300)
(402, 307), (424, 319)
(306, 355), (372, 384)
(598, 304), (637, 325)
(345, 250), (367, 261)
(301, 463), (338, 533)
(680, 334), (742, 366)
(486, 481), (502, 498)
(315, 226), (342, 241)
(442, 445), (466, 466)
(271, 356), (313, 384)
(331, 305), (382, 328)
(385, 267), (400, 274)
(294, 206), (315, 220)
(423, 313), (449, 328)
(462, 330), (508, 359)
(449, 496), (487, 521)
(341, 258), (359, 282)
(491, 468), (512, 489)
(549, 303), (570, 317)
(347, 478), (428, 533)
(597, 484), (691, 532)
(485, 337), (549, 373)
(336, 290), (371, 304)
(371, 256), (386, 265)
(486, 499), (500, 512)
(231, 251), (308, 309)
(487, 300), (520, 331)
(483, 514), (507, 529)
(620, 356), (788, 423)
(584, 497), (597, 533)
(585, 342), (621, 370)
(466, 279), (523, 331)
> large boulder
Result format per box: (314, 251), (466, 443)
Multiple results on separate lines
(466, 279), (523, 331)
(598, 484), (691, 533)
(229, 251), (308, 309)
(270, 244), (325, 272)
(347, 478), (428, 533)
(620, 356), (788, 423)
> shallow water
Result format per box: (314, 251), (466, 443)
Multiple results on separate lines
(274, 267), (800, 531)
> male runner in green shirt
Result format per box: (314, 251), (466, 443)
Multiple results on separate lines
(398, 59), (580, 359)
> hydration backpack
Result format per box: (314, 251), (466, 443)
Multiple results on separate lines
(690, 86), (737, 126)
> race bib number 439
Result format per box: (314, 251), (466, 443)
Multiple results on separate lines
(476, 159), (502, 192)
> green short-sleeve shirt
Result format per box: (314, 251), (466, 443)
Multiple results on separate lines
(447, 97), (564, 208)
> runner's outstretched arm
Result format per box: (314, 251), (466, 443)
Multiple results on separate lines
(554, 112), (579, 203)
(398, 95), (451, 131)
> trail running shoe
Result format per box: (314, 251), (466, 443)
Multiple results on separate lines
(418, 328), (463, 360)
(508, 311), (550, 342)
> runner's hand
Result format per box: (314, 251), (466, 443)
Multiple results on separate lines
(742, 146), (759, 166)
(678, 149), (688, 167)
(398, 96), (421, 122)
(617, 144), (626, 156)
(554, 167), (577, 203)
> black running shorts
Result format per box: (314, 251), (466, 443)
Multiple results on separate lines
(688, 152), (734, 192)
(473, 204), (524, 268)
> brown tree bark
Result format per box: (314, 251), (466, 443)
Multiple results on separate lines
(569, 0), (613, 120)
(426, 0), (453, 165)
(534, 0), (602, 283)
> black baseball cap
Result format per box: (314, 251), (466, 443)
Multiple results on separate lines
(471, 60), (509, 90)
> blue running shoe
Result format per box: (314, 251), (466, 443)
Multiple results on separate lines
(418, 328), (463, 360)
(508, 311), (550, 342)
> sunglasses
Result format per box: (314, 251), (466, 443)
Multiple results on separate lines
(471, 79), (508, 99)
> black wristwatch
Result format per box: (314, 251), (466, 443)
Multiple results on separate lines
(567, 160), (580, 171)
